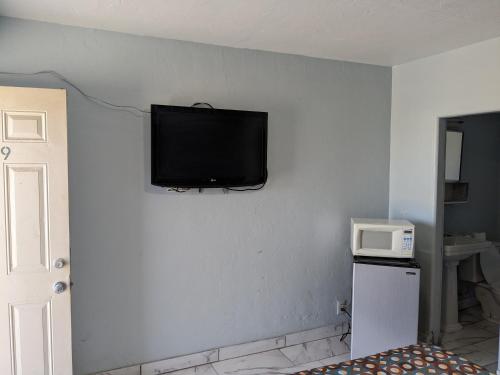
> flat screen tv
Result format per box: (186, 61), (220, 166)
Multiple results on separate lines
(151, 105), (268, 188)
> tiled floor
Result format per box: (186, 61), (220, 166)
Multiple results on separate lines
(441, 305), (499, 373)
(96, 324), (351, 375)
(187, 305), (499, 375)
(99, 306), (498, 375)
(167, 339), (351, 375)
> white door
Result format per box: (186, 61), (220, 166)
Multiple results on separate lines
(0, 86), (72, 375)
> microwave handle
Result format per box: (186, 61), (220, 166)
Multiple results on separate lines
(352, 226), (361, 251)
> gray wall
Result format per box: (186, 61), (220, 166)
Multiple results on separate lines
(444, 114), (500, 240)
(0, 17), (392, 375)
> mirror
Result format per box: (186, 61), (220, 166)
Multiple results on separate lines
(445, 130), (463, 181)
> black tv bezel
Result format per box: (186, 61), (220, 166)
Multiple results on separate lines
(151, 104), (268, 188)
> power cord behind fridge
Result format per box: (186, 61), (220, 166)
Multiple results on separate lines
(340, 305), (351, 350)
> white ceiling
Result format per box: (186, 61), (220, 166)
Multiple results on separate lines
(2, 0), (500, 66)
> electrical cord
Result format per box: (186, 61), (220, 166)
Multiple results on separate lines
(339, 306), (351, 348)
(167, 188), (190, 193)
(340, 323), (351, 349)
(191, 102), (215, 109)
(166, 182), (266, 192)
(224, 171), (268, 191)
(225, 183), (266, 192)
(0, 70), (150, 116)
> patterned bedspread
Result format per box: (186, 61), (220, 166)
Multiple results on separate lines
(294, 344), (493, 374)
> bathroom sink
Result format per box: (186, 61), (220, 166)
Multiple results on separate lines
(442, 235), (495, 333)
(443, 236), (493, 261)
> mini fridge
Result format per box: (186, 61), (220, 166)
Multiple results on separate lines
(350, 256), (420, 359)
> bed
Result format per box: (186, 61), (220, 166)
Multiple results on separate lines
(294, 343), (493, 374)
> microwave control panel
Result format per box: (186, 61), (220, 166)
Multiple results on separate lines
(402, 230), (414, 251)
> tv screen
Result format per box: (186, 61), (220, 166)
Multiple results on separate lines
(151, 105), (268, 188)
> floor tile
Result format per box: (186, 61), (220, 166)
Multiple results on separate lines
(273, 361), (324, 375)
(466, 319), (499, 334)
(280, 336), (348, 365)
(319, 353), (351, 366)
(459, 306), (483, 324)
(166, 364), (219, 375)
(460, 315), (483, 326)
(453, 344), (498, 366)
(212, 350), (293, 375)
(440, 311), (500, 371)
(473, 337), (499, 354)
(473, 320), (500, 335)
(485, 362), (498, 373)
(219, 336), (285, 361)
(441, 325), (496, 350)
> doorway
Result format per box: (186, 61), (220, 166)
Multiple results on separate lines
(435, 112), (500, 370)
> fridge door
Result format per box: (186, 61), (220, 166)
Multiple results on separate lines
(351, 263), (420, 359)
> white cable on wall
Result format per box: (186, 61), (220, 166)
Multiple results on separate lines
(0, 70), (150, 116)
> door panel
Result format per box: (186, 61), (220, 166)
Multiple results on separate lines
(5, 164), (49, 274)
(3, 111), (47, 142)
(0, 86), (71, 375)
(10, 301), (53, 375)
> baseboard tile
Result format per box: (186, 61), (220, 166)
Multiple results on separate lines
(164, 364), (219, 375)
(93, 365), (140, 375)
(285, 323), (345, 346)
(280, 336), (349, 365)
(219, 335), (286, 360)
(93, 324), (349, 375)
(141, 349), (219, 375)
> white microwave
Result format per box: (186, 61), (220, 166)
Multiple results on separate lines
(351, 218), (415, 258)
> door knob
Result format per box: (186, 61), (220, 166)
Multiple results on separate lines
(53, 281), (67, 294)
(54, 258), (66, 269)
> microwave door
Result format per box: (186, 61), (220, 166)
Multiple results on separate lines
(360, 230), (393, 255)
